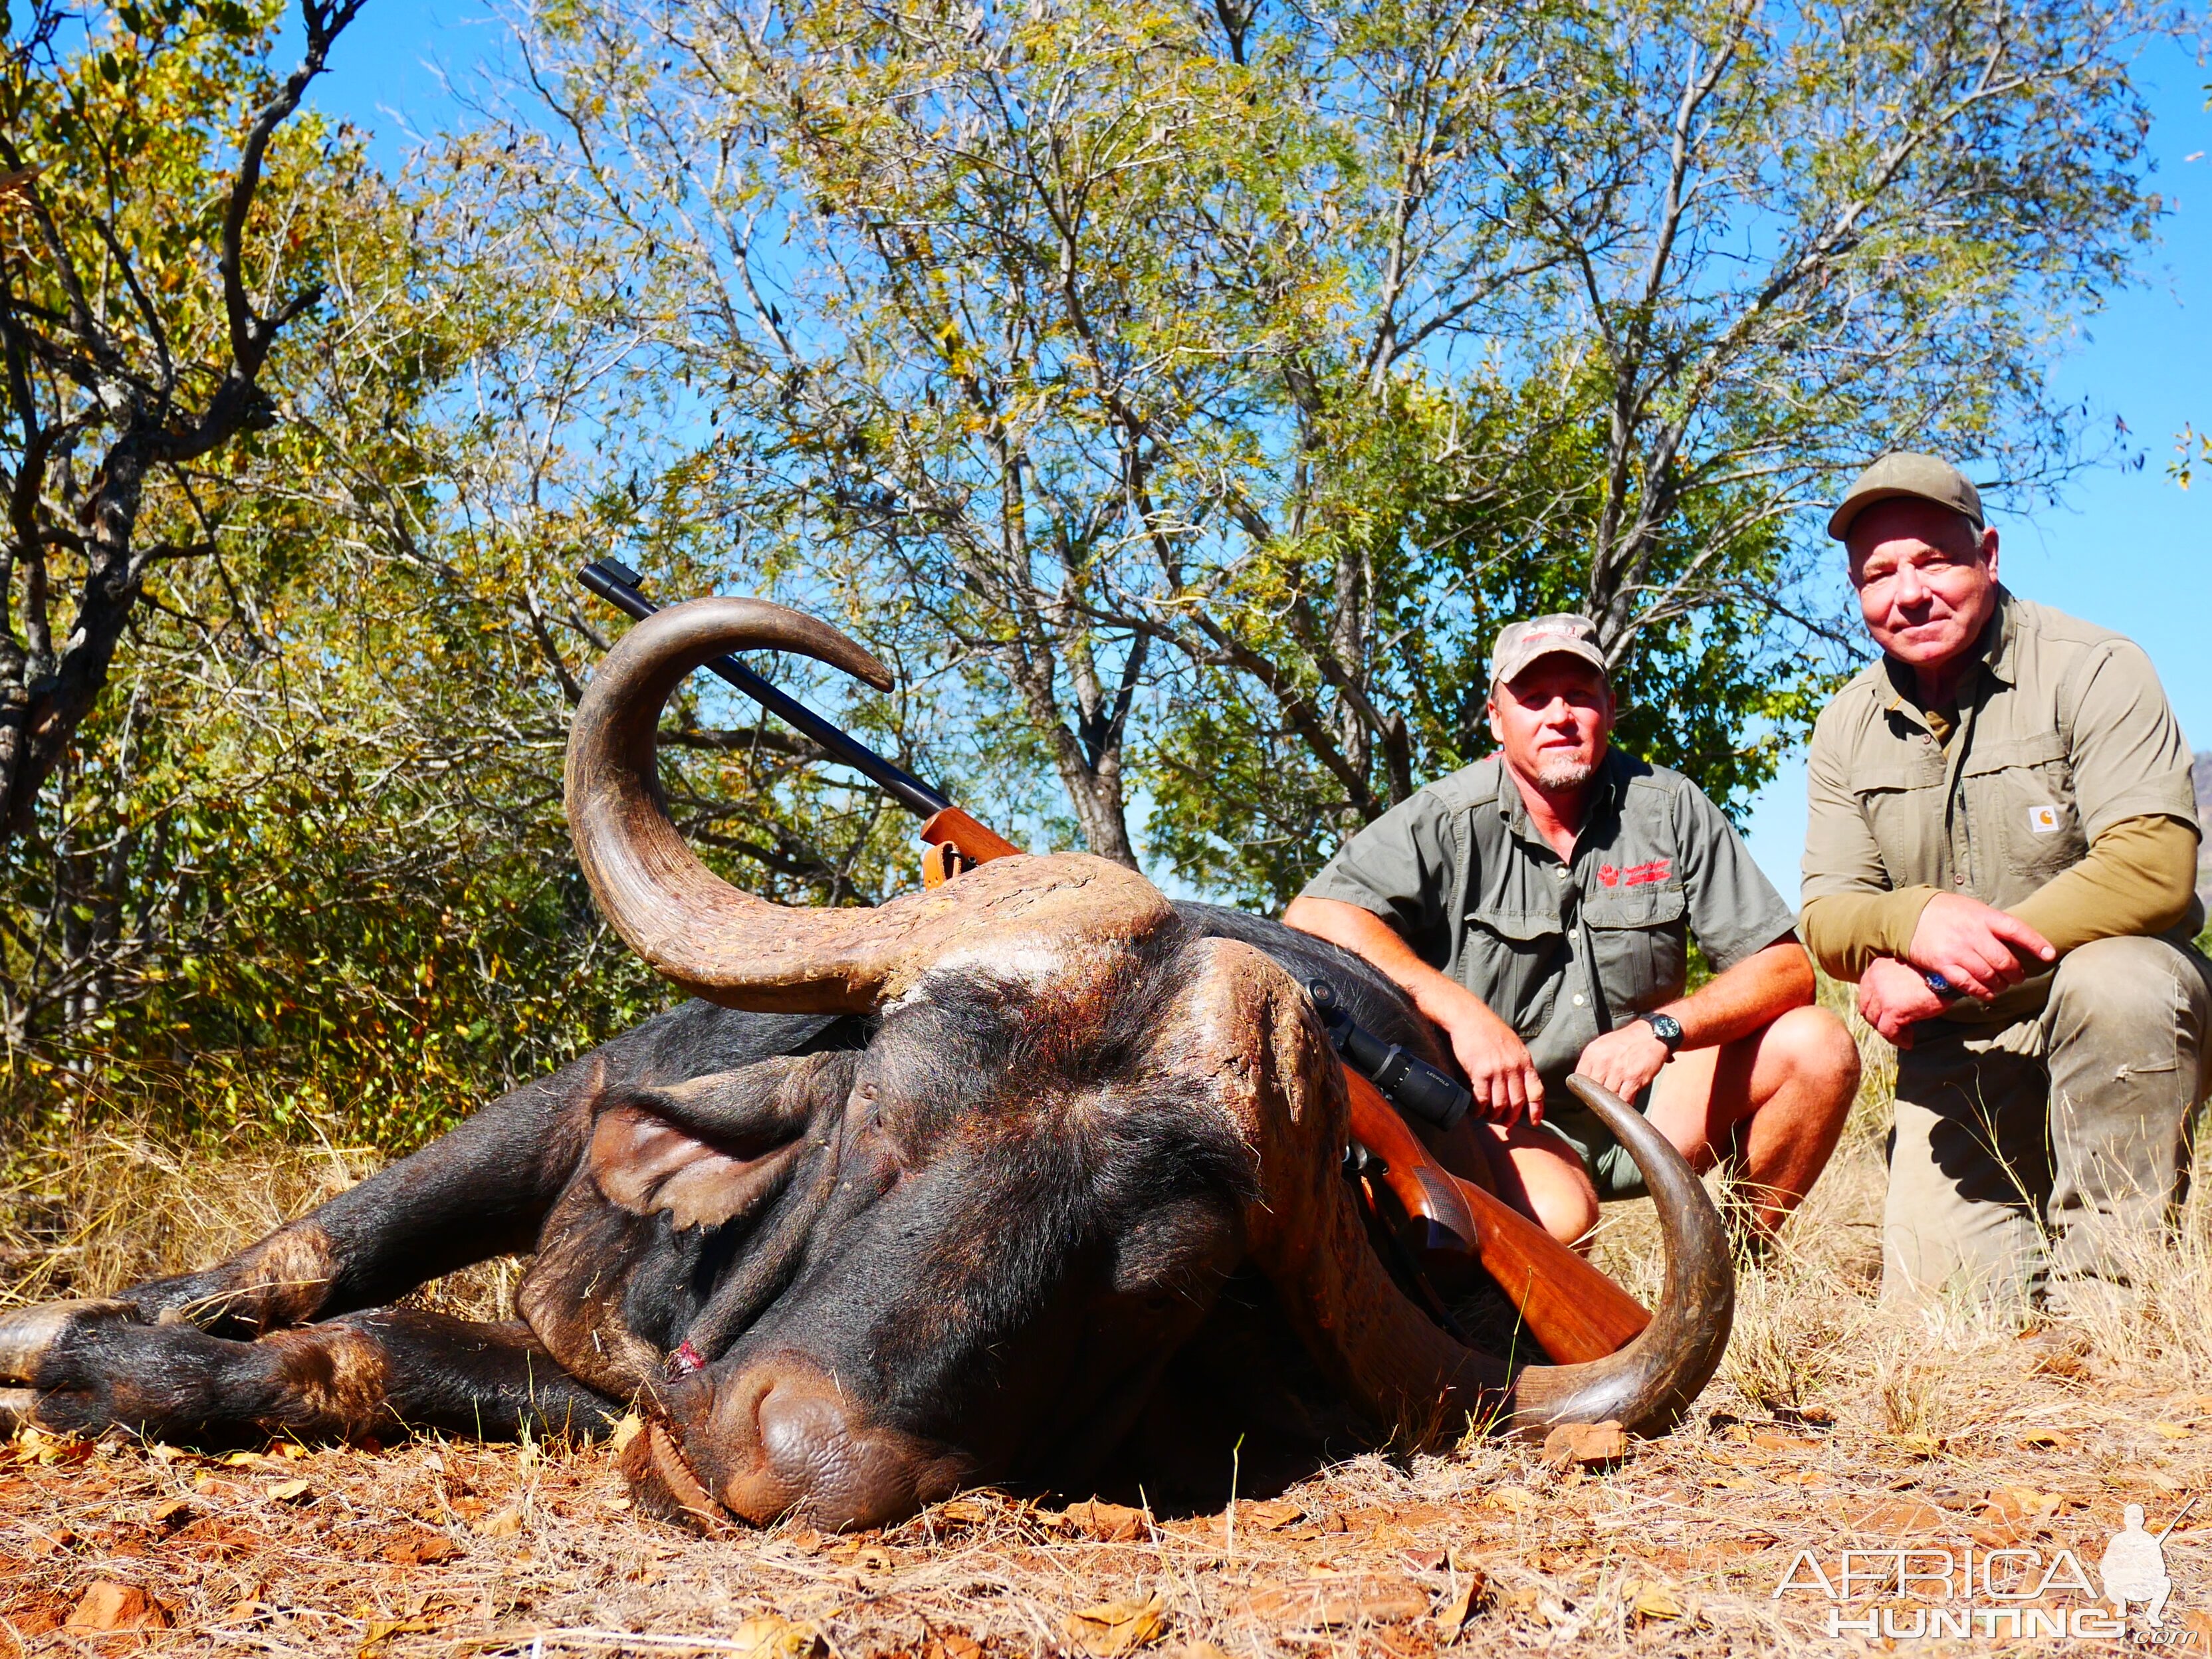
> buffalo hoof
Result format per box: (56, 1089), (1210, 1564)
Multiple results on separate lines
(0, 1297), (266, 1440)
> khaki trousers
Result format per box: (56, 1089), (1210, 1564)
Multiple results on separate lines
(1882, 935), (2212, 1313)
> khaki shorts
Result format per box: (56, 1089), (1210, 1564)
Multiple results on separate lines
(1539, 1081), (1657, 1202)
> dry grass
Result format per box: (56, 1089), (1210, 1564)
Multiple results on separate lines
(5, 1025), (2212, 1656)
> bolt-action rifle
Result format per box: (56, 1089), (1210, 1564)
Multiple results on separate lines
(578, 560), (1650, 1364)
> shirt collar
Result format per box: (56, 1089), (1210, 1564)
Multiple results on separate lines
(1493, 748), (1626, 854)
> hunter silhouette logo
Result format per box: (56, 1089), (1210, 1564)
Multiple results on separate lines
(2102, 1500), (2191, 1627)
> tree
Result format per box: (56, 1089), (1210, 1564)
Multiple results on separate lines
(449, 0), (2168, 901)
(0, 0), (366, 843)
(0, 0), (943, 1134)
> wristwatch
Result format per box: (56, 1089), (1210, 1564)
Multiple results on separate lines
(1636, 1010), (1685, 1053)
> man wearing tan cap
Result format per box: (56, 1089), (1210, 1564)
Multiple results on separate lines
(1804, 451), (2209, 1312)
(1285, 615), (1860, 1249)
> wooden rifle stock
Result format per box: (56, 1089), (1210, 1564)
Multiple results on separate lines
(921, 812), (1651, 1365)
(1339, 1069), (1648, 1363)
(918, 807), (1023, 865)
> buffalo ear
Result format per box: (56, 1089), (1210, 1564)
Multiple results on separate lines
(590, 1055), (834, 1231)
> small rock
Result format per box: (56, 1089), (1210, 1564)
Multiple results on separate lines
(64, 1582), (169, 1632)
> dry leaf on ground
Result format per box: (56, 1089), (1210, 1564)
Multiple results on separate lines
(1234, 1497), (1303, 1531)
(1065, 1593), (1166, 1657)
(382, 1528), (463, 1565)
(1542, 1420), (1628, 1467)
(1626, 1579), (1686, 1620)
(1059, 1498), (1149, 1543)
(1434, 1565), (1490, 1638)
(1245, 1572), (1428, 1628)
(725, 1615), (826, 1659)
(1847, 1497), (1948, 1536)
(360, 1614), (443, 1652)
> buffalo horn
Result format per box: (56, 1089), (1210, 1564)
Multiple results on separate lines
(564, 596), (1170, 1013)
(1248, 978), (1731, 1442)
(1503, 1073), (1735, 1434)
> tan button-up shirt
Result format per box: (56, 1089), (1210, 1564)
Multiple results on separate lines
(1801, 588), (2201, 1022)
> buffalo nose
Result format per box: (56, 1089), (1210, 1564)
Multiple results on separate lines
(709, 1353), (968, 1530)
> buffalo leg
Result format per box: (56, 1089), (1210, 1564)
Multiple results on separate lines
(0, 1302), (620, 1444)
(107, 1055), (616, 1338)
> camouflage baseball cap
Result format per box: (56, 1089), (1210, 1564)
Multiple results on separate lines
(1490, 613), (1608, 689)
(1827, 451), (1985, 540)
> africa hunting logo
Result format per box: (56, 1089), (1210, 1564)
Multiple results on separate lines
(1771, 1501), (2193, 1640)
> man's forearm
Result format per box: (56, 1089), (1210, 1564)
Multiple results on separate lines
(1799, 888), (1937, 982)
(2009, 814), (2200, 953)
(1656, 937), (1815, 1050)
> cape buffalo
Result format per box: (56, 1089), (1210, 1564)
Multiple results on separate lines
(0, 599), (1733, 1531)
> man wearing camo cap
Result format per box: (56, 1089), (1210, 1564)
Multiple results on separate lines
(1285, 613), (1860, 1249)
(1803, 451), (2209, 1313)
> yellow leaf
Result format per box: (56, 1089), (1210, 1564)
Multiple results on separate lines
(1065, 1592), (1167, 1657)
(265, 1478), (313, 1503)
(724, 1615), (825, 1659)
(474, 1505), (523, 1537)
(1626, 1580), (1685, 1619)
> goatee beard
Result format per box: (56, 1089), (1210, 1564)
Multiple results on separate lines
(1531, 756), (1597, 791)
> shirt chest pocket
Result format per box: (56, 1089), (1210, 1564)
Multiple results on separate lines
(1852, 764), (1947, 889)
(1966, 732), (2086, 881)
(1581, 884), (1689, 1013)
(1460, 905), (1567, 1036)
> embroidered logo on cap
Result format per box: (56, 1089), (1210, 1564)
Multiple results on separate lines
(2027, 805), (2062, 835)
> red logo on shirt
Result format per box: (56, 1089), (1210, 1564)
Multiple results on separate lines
(1598, 865), (1620, 887)
(1624, 859), (1672, 887)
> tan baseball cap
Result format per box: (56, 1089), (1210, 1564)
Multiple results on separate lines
(1827, 451), (1985, 540)
(1490, 613), (1608, 689)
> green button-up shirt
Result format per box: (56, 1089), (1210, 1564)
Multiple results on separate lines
(1299, 752), (1797, 1085)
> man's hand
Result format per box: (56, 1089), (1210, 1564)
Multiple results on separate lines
(1429, 996), (1547, 1126)
(1282, 895), (1547, 1125)
(1575, 1020), (1671, 1103)
(1906, 894), (2056, 1002)
(1858, 956), (1948, 1046)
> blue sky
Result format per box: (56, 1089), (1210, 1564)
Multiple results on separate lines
(297, 7), (2211, 901)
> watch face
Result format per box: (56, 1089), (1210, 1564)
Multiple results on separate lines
(1646, 1012), (1684, 1046)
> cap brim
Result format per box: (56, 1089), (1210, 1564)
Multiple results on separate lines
(1493, 641), (1610, 688)
(1828, 485), (1981, 541)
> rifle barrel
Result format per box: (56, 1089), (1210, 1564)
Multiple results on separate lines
(576, 560), (954, 820)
